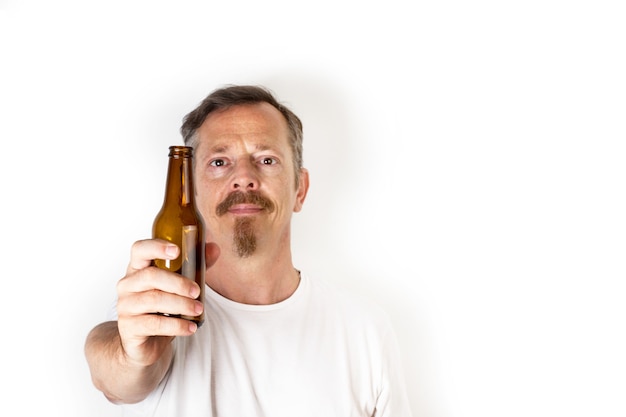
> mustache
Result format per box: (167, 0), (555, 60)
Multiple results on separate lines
(215, 190), (275, 216)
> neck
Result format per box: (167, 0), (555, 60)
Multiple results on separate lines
(206, 254), (301, 305)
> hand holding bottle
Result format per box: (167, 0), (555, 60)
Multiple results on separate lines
(114, 239), (220, 367)
(115, 239), (204, 367)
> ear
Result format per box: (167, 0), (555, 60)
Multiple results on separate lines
(293, 168), (309, 213)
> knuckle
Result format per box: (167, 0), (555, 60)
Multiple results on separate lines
(139, 266), (158, 284)
(144, 288), (165, 305)
(130, 239), (149, 253)
(144, 312), (165, 330)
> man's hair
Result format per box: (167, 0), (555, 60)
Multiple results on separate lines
(181, 85), (304, 185)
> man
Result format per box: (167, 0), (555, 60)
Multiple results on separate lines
(85, 85), (412, 416)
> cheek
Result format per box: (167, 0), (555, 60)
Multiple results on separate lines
(194, 183), (216, 218)
(282, 190), (300, 214)
(196, 195), (210, 214)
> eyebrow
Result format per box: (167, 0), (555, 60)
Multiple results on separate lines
(209, 145), (229, 154)
(208, 143), (273, 154)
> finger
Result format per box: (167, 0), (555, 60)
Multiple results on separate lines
(119, 314), (198, 342)
(118, 267), (201, 299)
(117, 289), (204, 318)
(127, 239), (179, 274)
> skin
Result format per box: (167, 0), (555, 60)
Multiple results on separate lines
(84, 102), (310, 404)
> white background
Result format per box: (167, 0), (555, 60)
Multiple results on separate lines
(1, 1), (625, 416)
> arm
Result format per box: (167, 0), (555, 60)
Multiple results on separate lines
(84, 239), (203, 404)
(84, 321), (175, 404)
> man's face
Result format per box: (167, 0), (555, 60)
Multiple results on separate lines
(193, 102), (308, 258)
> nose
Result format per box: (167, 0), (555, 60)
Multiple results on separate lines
(231, 159), (258, 191)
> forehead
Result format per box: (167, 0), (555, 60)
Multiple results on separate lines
(195, 102), (290, 152)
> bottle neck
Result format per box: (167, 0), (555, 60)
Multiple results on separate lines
(163, 151), (195, 207)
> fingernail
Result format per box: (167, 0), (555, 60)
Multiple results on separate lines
(188, 322), (198, 333)
(165, 245), (178, 258)
(190, 285), (200, 299)
(194, 301), (204, 314)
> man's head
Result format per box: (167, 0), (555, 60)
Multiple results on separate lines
(183, 85), (309, 259)
(181, 85), (304, 186)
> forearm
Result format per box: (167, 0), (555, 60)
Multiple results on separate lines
(84, 321), (173, 404)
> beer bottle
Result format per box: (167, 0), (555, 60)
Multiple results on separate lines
(152, 145), (205, 326)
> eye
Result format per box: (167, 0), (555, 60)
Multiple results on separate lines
(209, 158), (227, 167)
(261, 157), (277, 165)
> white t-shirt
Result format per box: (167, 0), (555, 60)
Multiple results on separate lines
(118, 273), (412, 417)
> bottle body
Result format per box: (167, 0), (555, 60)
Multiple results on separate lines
(152, 146), (205, 326)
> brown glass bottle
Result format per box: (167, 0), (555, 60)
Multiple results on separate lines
(152, 145), (205, 326)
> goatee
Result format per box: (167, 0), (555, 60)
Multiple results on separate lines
(216, 191), (275, 258)
(234, 217), (256, 258)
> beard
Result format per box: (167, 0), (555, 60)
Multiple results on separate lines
(233, 216), (256, 258)
(216, 191), (275, 258)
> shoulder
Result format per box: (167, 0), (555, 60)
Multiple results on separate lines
(303, 272), (393, 333)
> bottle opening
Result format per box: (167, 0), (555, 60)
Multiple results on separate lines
(169, 145), (193, 158)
